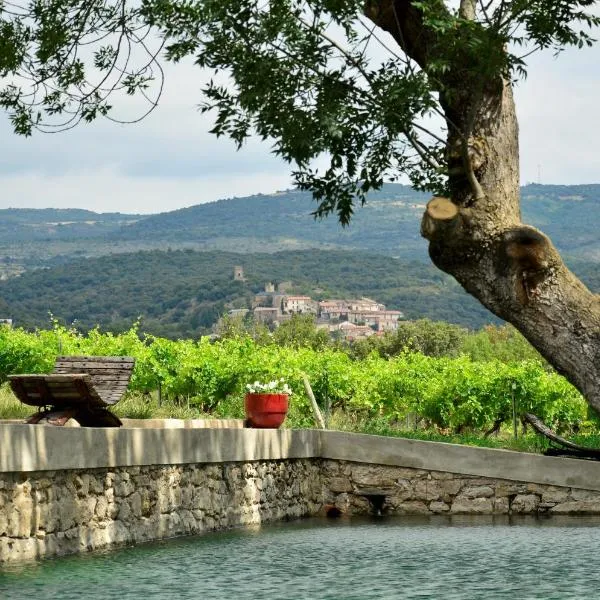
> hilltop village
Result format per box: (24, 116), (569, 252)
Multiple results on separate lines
(228, 266), (403, 341)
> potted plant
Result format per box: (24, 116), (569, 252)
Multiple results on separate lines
(244, 379), (292, 428)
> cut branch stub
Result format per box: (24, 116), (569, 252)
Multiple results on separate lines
(499, 226), (557, 305)
(427, 197), (459, 220)
(421, 196), (461, 240)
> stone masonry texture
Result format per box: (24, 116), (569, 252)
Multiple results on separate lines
(5, 454), (600, 563)
(321, 460), (600, 517)
(0, 459), (322, 563)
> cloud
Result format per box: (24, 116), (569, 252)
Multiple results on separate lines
(515, 44), (600, 185)
(0, 167), (293, 214)
(0, 34), (598, 214)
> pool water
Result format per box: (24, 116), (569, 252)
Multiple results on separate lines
(2, 515), (600, 599)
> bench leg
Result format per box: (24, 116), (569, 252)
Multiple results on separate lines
(73, 408), (122, 427)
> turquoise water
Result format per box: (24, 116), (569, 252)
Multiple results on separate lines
(2, 515), (600, 599)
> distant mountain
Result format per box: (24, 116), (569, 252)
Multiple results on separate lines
(2, 184), (599, 274)
(109, 185), (430, 258)
(0, 208), (140, 242)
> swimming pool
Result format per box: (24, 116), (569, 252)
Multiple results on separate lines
(2, 515), (598, 599)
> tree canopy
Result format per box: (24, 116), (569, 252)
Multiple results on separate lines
(0, 1), (597, 219)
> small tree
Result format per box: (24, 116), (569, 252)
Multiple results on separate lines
(273, 313), (330, 349)
(1, 1), (599, 410)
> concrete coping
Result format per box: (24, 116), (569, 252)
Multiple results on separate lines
(0, 418), (245, 429)
(2, 424), (600, 492)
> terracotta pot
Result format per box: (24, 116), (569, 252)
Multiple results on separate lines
(244, 393), (289, 428)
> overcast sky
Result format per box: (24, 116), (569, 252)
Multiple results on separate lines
(0, 35), (598, 215)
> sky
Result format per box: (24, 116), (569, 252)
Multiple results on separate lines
(0, 27), (599, 215)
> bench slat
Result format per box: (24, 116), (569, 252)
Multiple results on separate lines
(9, 374), (105, 408)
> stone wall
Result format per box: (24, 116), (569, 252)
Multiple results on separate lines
(0, 459), (322, 563)
(322, 460), (600, 516)
(5, 425), (600, 564)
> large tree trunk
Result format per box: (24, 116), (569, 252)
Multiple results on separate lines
(368, 0), (600, 412)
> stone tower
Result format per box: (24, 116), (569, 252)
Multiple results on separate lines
(233, 266), (245, 281)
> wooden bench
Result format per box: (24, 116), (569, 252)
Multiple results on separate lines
(8, 356), (135, 427)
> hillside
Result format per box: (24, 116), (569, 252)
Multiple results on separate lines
(0, 208), (139, 242)
(0, 249), (503, 337)
(2, 184), (599, 277)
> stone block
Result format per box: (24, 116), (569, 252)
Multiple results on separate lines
(328, 477), (353, 493)
(243, 481), (261, 505)
(118, 500), (132, 522)
(495, 482), (528, 497)
(430, 471), (457, 480)
(129, 492), (142, 518)
(541, 488), (569, 504)
(429, 501), (450, 513)
(74, 475), (90, 497)
(181, 485), (194, 509)
(494, 497), (510, 514)
(0, 511), (7, 536)
(413, 480), (442, 501)
(133, 474), (151, 489)
(8, 494), (33, 537)
(95, 497), (108, 520)
(80, 497), (97, 524)
(104, 520), (130, 545)
(551, 501), (600, 514)
(107, 502), (119, 520)
(451, 497), (494, 514)
(352, 465), (404, 487)
(459, 486), (494, 499)
(114, 480), (134, 498)
(510, 494), (539, 514)
(193, 487), (212, 510)
(394, 501), (430, 515)
(570, 488), (600, 502)
(438, 479), (463, 499)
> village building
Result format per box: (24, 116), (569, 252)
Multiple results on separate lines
(318, 300), (350, 321)
(231, 273), (404, 336)
(348, 310), (404, 332)
(332, 321), (376, 341)
(348, 298), (386, 312)
(283, 296), (318, 314)
(253, 307), (280, 324)
(252, 282), (279, 308)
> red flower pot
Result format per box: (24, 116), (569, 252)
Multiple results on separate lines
(244, 393), (289, 428)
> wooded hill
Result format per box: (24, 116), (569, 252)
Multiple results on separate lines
(2, 184), (599, 275)
(0, 248), (499, 338)
(1, 247), (599, 339)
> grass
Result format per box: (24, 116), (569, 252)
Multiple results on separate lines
(326, 411), (556, 453)
(0, 384), (31, 419)
(113, 392), (207, 420)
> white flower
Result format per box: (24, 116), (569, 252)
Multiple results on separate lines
(245, 378), (293, 395)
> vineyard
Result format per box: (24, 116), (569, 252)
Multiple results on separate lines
(0, 321), (592, 439)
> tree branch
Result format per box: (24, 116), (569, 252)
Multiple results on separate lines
(364, 0), (449, 70)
